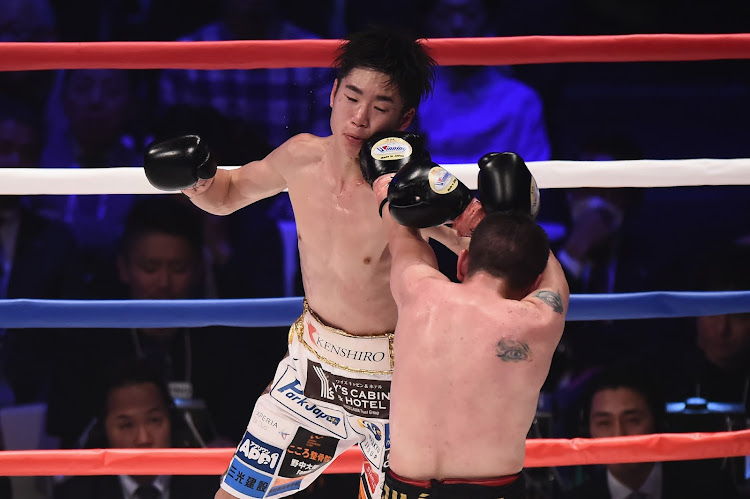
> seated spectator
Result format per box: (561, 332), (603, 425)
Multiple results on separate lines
(548, 136), (659, 439)
(0, 96), (85, 405)
(564, 364), (738, 498)
(663, 243), (750, 415)
(556, 136), (647, 294)
(32, 69), (145, 290)
(413, 0), (552, 164)
(149, 105), (286, 298)
(157, 0), (333, 149)
(52, 359), (220, 499)
(45, 196), (288, 448)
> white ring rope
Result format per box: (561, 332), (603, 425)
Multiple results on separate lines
(3, 158), (750, 195)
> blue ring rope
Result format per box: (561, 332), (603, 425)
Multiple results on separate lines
(0, 292), (749, 328)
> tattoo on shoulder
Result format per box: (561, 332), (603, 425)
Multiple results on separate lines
(534, 290), (564, 314)
(496, 339), (532, 362)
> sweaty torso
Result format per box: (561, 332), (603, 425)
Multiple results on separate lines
(388, 279), (562, 480)
(282, 135), (397, 334)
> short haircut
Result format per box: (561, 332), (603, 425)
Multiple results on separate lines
(581, 364), (665, 434)
(334, 26), (436, 113)
(467, 212), (550, 291)
(120, 196), (204, 261)
(100, 359), (173, 420)
(84, 358), (179, 448)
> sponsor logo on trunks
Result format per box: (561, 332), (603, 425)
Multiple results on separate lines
(370, 137), (412, 161)
(279, 428), (337, 478)
(270, 366), (348, 438)
(235, 431), (282, 475)
(224, 456), (272, 498)
(251, 409), (279, 432)
(530, 177), (540, 217)
(363, 461), (380, 495)
(357, 419), (382, 440)
(354, 419), (386, 467)
(267, 477), (303, 497)
(305, 361), (391, 418)
(306, 321), (387, 365)
(428, 166), (459, 194)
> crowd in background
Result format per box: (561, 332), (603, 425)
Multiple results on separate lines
(1, 0), (749, 498)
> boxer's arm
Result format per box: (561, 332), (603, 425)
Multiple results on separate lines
(523, 251), (570, 316)
(374, 176), (446, 301)
(185, 134), (308, 215)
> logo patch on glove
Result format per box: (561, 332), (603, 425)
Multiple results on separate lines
(530, 177), (540, 218)
(370, 137), (412, 161)
(428, 167), (458, 194)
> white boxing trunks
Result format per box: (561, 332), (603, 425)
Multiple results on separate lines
(219, 301), (394, 499)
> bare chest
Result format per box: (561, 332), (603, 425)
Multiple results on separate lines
(290, 178), (389, 270)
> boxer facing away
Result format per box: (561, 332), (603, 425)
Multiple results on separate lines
(372, 166), (570, 499)
(142, 27), (519, 499)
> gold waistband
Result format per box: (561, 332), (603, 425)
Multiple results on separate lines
(290, 299), (394, 374)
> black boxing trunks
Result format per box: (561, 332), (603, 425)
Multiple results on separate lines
(383, 469), (525, 499)
(220, 300), (394, 499)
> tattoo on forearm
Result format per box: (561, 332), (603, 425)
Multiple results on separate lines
(534, 290), (564, 314)
(496, 339), (532, 362)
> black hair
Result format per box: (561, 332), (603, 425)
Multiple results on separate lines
(333, 25), (436, 113)
(83, 358), (194, 448)
(120, 195), (204, 261)
(580, 364), (666, 436)
(467, 212), (550, 291)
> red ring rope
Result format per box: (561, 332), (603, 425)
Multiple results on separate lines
(1, 430), (748, 476)
(1, 34), (750, 71)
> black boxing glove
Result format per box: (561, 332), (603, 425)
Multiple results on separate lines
(144, 135), (217, 191)
(359, 131), (430, 186)
(386, 160), (473, 228)
(478, 152), (540, 218)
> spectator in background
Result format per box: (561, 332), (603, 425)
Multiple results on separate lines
(663, 243), (750, 415)
(53, 359), (220, 499)
(150, 105), (286, 298)
(546, 136), (655, 439)
(31, 69), (146, 293)
(564, 365), (738, 498)
(413, 0), (551, 164)
(45, 196), (288, 449)
(157, 0), (333, 149)
(0, 96), (85, 405)
(556, 136), (648, 294)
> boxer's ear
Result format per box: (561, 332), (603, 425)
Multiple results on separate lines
(398, 107), (415, 130)
(330, 79), (339, 108)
